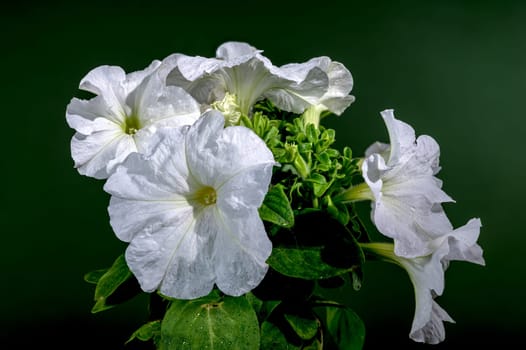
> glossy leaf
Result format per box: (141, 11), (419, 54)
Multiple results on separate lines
(259, 184), (294, 228)
(127, 320), (161, 343)
(84, 268), (108, 285)
(260, 320), (297, 350)
(268, 247), (354, 280)
(160, 290), (259, 350)
(284, 313), (319, 340)
(316, 305), (365, 350)
(89, 254), (135, 313)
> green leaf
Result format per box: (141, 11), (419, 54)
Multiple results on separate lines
(325, 195), (350, 226)
(90, 254), (135, 313)
(84, 268), (108, 284)
(244, 291), (264, 316)
(259, 184), (294, 228)
(260, 320), (298, 350)
(160, 290), (259, 350)
(316, 305), (365, 350)
(315, 152), (332, 171)
(260, 300), (282, 321)
(246, 291), (282, 323)
(267, 247), (353, 280)
(307, 173), (330, 197)
(268, 211), (365, 281)
(127, 320), (161, 343)
(239, 114), (253, 129)
(284, 313), (319, 340)
(260, 304), (322, 350)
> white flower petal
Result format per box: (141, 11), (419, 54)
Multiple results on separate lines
(105, 111), (275, 299)
(396, 245), (453, 344)
(163, 53), (222, 85)
(383, 176), (453, 204)
(79, 65), (128, 117)
(415, 135), (442, 175)
(183, 110), (225, 185)
(159, 209), (218, 299)
(321, 61), (355, 114)
(405, 220), (482, 343)
(216, 41), (261, 60)
(380, 109), (416, 166)
(108, 196), (189, 242)
(264, 65), (328, 114)
(129, 68), (200, 127)
(365, 141), (390, 160)
(104, 126), (201, 242)
(415, 203), (454, 238)
(373, 197), (430, 257)
(66, 97), (123, 133)
(125, 212), (211, 296)
(362, 153), (389, 201)
(185, 110), (275, 187)
(410, 299), (454, 344)
(71, 128), (134, 180)
(123, 60), (162, 94)
(213, 207), (272, 296)
(217, 164), (274, 215)
(218, 57), (284, 114)
(429, 218), (485, 266)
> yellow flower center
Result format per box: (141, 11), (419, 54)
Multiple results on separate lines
(124, 115), (141, 135)
(195, 186), (217, 206)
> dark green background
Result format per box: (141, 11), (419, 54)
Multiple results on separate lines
(2, 0), (524, 348)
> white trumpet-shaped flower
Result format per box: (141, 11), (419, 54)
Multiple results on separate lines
(66, 61), (201, 179)
(161, 41), (338, 123)
(103, 111), (276, 299)
(362, 218), (484, 344)
(292, 56), (355, 126)
(360, 109), (454, 257)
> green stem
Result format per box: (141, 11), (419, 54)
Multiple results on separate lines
(301, 105), (324, 129)
(333, 182), (374, 203)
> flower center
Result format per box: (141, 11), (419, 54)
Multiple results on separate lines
(211, 92), (242, 126)
(195, 186), (217, 206)
(124, 115), (141, 135)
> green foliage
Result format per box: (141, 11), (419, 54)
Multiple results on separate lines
(259, 300), (323, 350)
(259, 184), (295, 229)
(128, 320), (161, 344)
(284, 313), (319, 341)
(268, 246), (349, 280)
(160, 289), (260, 350)
(260, 321), (295, 349)
(251, 100), (361, 225)
(267, 210), (365, 283)
(314, 303), (365, 350)
(84, 254), (141, 313)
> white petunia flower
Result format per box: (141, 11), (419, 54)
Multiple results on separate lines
(347, 109), (454, 257)
(66, 61), (201, 179)
(103, 110), (276, 299)
(362, 218), (484, 344)
(285, 56), (355, 126)
(161, 41), (335, 124)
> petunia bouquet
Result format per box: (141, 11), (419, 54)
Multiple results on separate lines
(66, 41), (485, 349)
